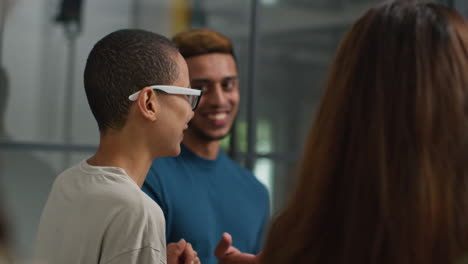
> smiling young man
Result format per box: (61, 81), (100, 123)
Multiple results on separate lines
(142, 29), (270, 264)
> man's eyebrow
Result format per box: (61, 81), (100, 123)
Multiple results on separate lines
(223, 76), (238, 81)
(191, 76), (238, 82)
(191, 78), (211, 83)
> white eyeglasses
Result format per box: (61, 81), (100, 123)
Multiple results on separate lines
(128, 85), (202, 110)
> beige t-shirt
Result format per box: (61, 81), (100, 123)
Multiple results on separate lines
(34, 160), (166, 264)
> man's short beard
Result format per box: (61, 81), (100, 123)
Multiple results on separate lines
(188, 120), (231, 142)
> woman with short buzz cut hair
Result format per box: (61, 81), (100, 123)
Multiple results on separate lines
(261, 1), (468, 264)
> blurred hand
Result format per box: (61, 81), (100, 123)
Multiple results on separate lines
(167, 239), (201, 264)
(214, 233), (261, 264)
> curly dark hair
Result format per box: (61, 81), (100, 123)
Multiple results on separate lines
(84, 29), (179, 132)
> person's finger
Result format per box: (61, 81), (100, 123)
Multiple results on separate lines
(167, 239), (187, 264)
(218, 253), (257, 264)
(178, 239), (187, 250)
(257, 251), (263, 262)
(256, 251), (263, 262)
(183, 242), (197, 264)
(214, 232), (232, 258)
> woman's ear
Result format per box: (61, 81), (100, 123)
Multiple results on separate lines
(136, 87), (158, 121)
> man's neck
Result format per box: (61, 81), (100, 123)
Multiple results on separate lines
(87, 130), (153, 187)
(183, 131), (221, 160)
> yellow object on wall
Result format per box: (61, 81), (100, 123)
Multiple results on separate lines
(171, 0), (191, 35)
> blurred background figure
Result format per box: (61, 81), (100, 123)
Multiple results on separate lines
(0, 204), (12, 263)
(0, 66), (56, 262)
(1, 1), (57, 262)
(261, 1), (468, 264)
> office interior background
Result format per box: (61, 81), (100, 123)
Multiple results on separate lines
(0, 0), (466, 261)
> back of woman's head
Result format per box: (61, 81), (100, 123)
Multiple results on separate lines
(262, 1), (468, 264)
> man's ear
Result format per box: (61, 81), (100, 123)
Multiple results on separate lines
(136, 87), (158, 121)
